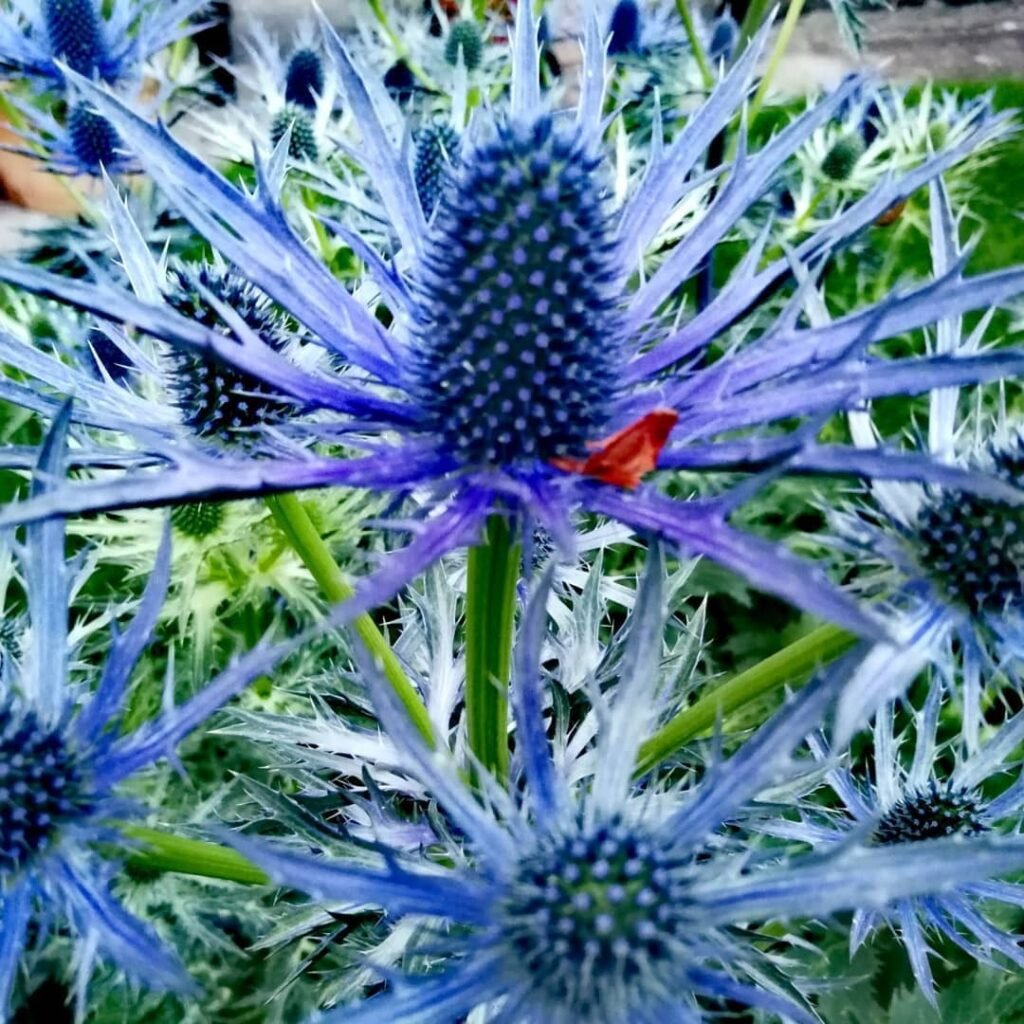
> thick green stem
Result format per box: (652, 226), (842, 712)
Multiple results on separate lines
(124, 826), (268, 885)
(265, 493), (435, 748)
(738, 0), (774, 47)
(465, 514), (520, 782)
(675, 0), (715, 90)
(635, 623), (856, 777)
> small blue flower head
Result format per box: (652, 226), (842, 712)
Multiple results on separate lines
(165, 262), (298, 446)
(1, 87), (132, 175)
(413, 120), (460, 217)
(608, 0), (642, 56)
(830, 179), (1024, 742)
(0, 412), (287, 1016)
(43, 0), (106, 77)
(708, 12), (739, 64)
(5, 1), (1024, 646)
(444, 19), (484, 70)
(789, 688), (1024, 1004)
(273, 44), (328, 160)
(224, 549), (1024, 1023)
(0, 0), (209, 89)
(283, 46), (325, 111)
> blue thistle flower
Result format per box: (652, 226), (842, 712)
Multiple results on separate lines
(607, 0), (642, 56)
(829, 179), (1024, 742)
(66, 100), (124, 170)
(283, 46), (325, 111)
(444, 19), (483, 70)
(0, 411), (289, 1017)
(222, 550), (1024, 1023)
(42, 0), (106, 77)
(269, 108), (320, 162)
(408, 115), (621, 465)
(708, 13), (739, 64)
(0, 0), (208, 89)
(413, 121), (460, 217)
(779, 688), (1024, 1005)
(3, 3), (1024, 642)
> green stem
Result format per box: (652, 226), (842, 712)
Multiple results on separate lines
(265, 493), (435, 748)
(747, 0), (806, 126)
(465, 514), (520, 782)
(365, 0), (441, 92)
(124, 826), (267, 885)
(738, 0), (774, 48)
(675, 0), (715, 91)
(635, 623), (856, 777)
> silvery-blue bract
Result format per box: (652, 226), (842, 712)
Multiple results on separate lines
(224, 549), (1024, 1023)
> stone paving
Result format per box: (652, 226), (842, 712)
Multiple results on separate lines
(778, 0), (1024, 92)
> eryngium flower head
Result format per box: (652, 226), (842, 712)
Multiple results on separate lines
(829, 180), (1024, 743)
(408, 115), (621, 465)
(224, 550), (1024, 1023)
(0, 415), (286, 1016)
(283, 45), (325, 110)
(0, 0), (209, 89)
(413, 120), (460, 217)
(607, 0), (642, 55)
(5, 2), (1024, 645)
(444, 19), (483, 69)
(66, 100), (123, 170)
(43, 0), (105, 76)
(781, 688), (1024, 1004)
(167, 263), (297, 445)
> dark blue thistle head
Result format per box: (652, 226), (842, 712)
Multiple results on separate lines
(168, 265), (296, 446)
(414, 122), (460, 217)
(67, 102), (122, 173)
(383, 60), (417, 104)
(821, 135), (865, 182)
(409, 115), (623, 467)
(43, 0), (106, 77)
(270, 107), (319, 162)
(283, 47), (324, 111)
(445, 20), (483, 71)
(873, 782), (987, 846)
(500, 817), (687, 1015)
(0, 700), (91, 876)
(607, 0), (642, 56)
(708, 14), (739, 64)
(910, 489), (1024, 617)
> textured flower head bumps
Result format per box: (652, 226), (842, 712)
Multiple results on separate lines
(0, 0), (207, 173)
(4, 3), (1024, 642)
